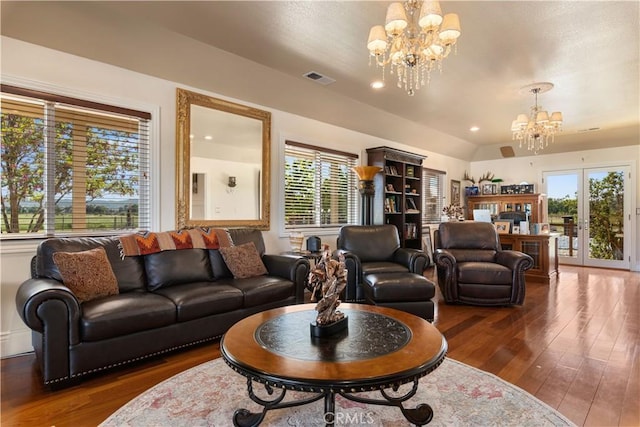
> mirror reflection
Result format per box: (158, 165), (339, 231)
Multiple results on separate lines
(176, 88), (271, 230)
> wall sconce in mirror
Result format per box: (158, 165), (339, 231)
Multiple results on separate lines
(227, 176), (237, 193)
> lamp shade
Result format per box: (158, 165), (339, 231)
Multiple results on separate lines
(385, 2), (408, 35)
(516, 114), (529, 125)
(536, 111), (550, 123)
(439, 13), (461, 42)
(352, 166), (382, 181)
(367, 25), (388, 53)
(418, 0), (443, 29)
(549, 112), (563, 124)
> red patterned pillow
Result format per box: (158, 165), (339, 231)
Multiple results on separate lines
(219, 242), (268, 279)
(53, 247), (119, 303)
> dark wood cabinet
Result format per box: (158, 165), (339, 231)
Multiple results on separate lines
(366, 147), (425, 249)
(499, 233), (559, 284)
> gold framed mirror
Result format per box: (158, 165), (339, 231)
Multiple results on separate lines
(176, 88), (271, 230)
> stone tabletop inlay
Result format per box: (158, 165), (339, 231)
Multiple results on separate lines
(255, 308), (411, 362)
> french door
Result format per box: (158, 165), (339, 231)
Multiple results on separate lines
(543, 166), (631, 269)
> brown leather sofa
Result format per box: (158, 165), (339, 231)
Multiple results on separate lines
(434, 222), (533, 306)
(15, 229), (309, 388)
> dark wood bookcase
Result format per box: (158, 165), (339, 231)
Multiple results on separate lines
(366, 146), (426, 249)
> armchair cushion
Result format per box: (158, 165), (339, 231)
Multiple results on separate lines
(361, 262), (409, 276)
(457, 262), (512, 285)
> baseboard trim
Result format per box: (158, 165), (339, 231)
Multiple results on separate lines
(1, 330), (33, 358)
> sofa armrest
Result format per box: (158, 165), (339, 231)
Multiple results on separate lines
(16, 278), (81, 340)
(262, 254), (310, 303)
(333, 250), (360, 302)
(15, 277), (82, 385)
(433, 249), (459, 302)
(495, 250), (534, 273)
(393, 248), (430, 272)
(496, 250), (533, 304)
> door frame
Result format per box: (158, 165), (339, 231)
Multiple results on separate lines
(542, 161), (634, 270)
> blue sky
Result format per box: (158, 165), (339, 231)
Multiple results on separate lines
(546, 174), (577, 200)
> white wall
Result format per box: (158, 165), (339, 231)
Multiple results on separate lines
(0, 37), (468, 357)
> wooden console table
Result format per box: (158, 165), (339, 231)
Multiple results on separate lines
(499, 233), (559, 284)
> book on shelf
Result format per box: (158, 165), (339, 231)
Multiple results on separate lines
(406, 198), (417, 210)
(389, 165), (398, 175)
(404, 222), (418, 239)
(385, 197), (397, 213)
(406, 166), (414, 177)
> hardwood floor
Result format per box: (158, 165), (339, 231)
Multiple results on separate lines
(2, 265), (638, 426)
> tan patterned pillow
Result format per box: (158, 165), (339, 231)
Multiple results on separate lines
(219, 242), (268, 279)
(52, 247), (119, 303)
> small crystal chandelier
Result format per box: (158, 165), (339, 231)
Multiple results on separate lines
(511, 82), (563, 153)
(367, 0), (461, 96)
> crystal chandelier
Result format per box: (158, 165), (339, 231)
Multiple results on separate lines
(367, 0), (461, 96)
(511, 82), (563, 153)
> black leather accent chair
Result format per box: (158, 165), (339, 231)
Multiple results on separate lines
(434, 222), (534, 306)
(335, 225), (430, 302)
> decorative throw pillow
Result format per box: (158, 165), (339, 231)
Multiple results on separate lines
(52, 247), (119, 303)
(219, 242), (268, 279)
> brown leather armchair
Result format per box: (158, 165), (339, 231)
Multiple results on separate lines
(335, 225), (430, 302)
(434, 222), (533, 306)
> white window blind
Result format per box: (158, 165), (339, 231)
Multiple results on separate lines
(422, 167), (445, 226)
(284, 140), (358, 230)
(1, 84), (151, 238)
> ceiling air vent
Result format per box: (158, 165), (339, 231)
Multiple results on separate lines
(303, 71), (336, 86)
(500, 146), (516, 158)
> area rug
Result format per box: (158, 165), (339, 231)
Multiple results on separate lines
(101, 358), (575, 427)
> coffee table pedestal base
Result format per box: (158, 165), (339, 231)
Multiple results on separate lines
(232, 377), (434, 427)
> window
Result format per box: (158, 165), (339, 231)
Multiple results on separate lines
(284, 140), (358, 230)
(1, 84), (151, 238)
(422, 167), (445, 226)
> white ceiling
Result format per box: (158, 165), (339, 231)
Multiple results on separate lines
(2, 1), (639, 161)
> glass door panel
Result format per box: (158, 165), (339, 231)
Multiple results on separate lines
(544, 166), (630, 269)
(584, 167), (629, 269)
(544, 171), (582, 265)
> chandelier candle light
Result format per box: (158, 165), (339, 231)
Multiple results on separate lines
(367, 0), (461, 96)
(511, 82), (563, 153)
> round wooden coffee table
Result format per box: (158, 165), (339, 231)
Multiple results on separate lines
(221, 303), (447, 426)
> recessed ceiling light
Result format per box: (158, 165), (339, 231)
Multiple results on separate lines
(470, 126), (480, 132)
(204, 135), (213, 140)
(189, 134), (194, 139)
(371, 81), (385, 89)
